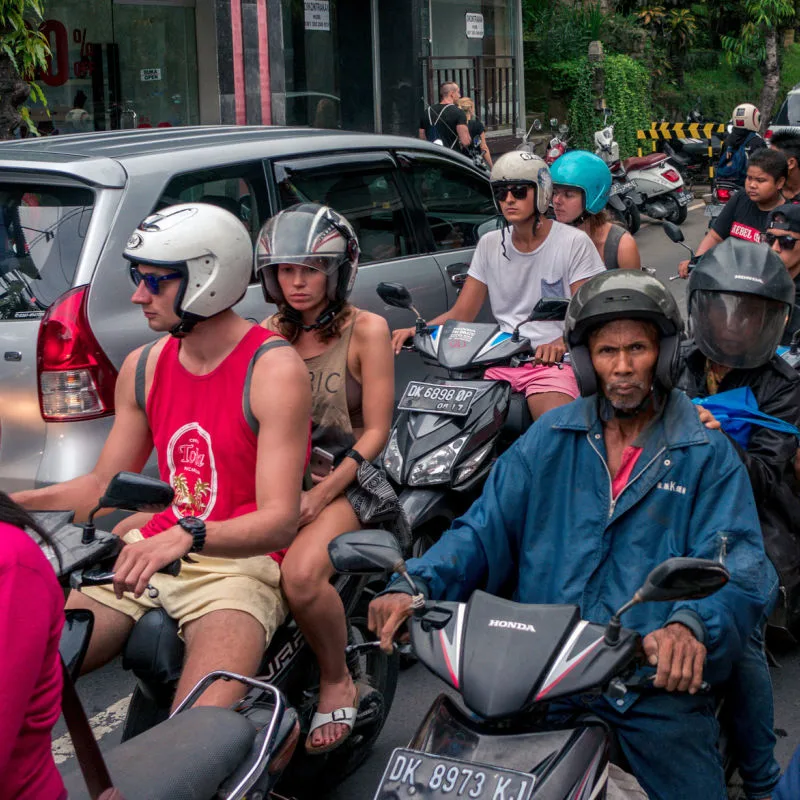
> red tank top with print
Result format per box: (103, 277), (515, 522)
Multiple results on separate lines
(141, 326), (283, 541)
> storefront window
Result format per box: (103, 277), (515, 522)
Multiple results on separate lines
(31, 0), (199, 133)
(281, 0), (374, 132)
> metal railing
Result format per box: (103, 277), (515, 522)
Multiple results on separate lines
(421, 55), (517, 132)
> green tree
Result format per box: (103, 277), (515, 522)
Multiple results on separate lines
(720, 0), (796, 127)
(0, 0), (50, 139)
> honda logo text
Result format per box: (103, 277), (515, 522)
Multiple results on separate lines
(488, 619), (536, 632)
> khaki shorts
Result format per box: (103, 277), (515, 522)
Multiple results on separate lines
(83, 530), (286, 643)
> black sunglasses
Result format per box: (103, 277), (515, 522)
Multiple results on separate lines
(492, 183), (531, 202)
(764, 232), (800, 251)
(129, 265), (183, 294)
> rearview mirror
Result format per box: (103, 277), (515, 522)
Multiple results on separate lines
(377, 282), (414, 310)
(549, 117), (559, 129)
(636, 557), (730, 604)
(663, 221), (684, 243)
(533, 119), (542, 131)
(328, 530), (404, 575)
(99, 472), (174, 513)
(529, 297), (569, 322)
(477, 215), (505, 239)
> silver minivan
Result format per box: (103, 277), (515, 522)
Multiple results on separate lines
(0, 126), (497, 492)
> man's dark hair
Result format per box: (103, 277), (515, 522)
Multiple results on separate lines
(439, 81), (458, 101)
(770, 131), (800, 166)
(749, 147), (789, 181)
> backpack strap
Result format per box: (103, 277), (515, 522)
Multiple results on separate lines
(243, 338), (291, 435)
(134, 340), (158, 412)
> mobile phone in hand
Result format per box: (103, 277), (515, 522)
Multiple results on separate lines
(310, 446), (335, 479)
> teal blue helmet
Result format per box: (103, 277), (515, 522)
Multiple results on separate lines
(550, 151), (612, 215)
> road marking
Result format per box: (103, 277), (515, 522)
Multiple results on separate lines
(52, 693), (132, 764)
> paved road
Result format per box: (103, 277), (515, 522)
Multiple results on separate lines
(55, 204), (800, 797)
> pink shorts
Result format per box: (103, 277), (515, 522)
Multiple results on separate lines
(484, 363), (580, 399)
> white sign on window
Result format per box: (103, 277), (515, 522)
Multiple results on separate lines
(305, 1), (330, 31)
(140, 68), (161, 82)
(466, 12), (484, 39)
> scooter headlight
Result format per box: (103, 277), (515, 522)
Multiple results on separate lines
(409, 436), (468, 487)
(455, 441), (495, 485)
(382, 429), (403, 483)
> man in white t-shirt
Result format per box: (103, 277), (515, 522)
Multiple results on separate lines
(391, 151), (604, 419)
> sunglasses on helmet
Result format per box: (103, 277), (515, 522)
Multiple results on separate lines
(764, 232), (800, 251)
(492, 183), (532, 202)
(129, 264), (183, 294)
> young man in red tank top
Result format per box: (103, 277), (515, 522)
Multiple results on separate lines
(14, 203), (311, 710)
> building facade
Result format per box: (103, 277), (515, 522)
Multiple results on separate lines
(35, 0), (524, 139)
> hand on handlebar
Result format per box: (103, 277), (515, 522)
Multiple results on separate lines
(642, 622), (707, 694)
(391, 326), (416, 355)
(368, 592), (415, 654)
(678, 260), (691, 279)
(112, 525), (191, 599)
(534, 338), (566, 367)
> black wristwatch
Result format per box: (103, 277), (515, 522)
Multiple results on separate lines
(178, 516), (206, 559)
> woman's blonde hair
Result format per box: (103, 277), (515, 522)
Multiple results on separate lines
(457, 98), (475, 119)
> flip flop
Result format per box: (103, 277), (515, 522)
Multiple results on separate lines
(305, 685), (360, 755)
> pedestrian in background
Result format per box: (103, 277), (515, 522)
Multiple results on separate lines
(457, 97), (492, 169)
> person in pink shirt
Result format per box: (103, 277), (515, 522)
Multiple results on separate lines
(0, 492), (66, 800)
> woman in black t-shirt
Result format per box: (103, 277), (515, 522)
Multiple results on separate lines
(679, 149), (788, 277)
(457, 97), (492, 169)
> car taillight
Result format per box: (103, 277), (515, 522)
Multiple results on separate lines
(765, 128), (773, 140)
(663, 169), (681, 183)
(37, 285), (117, 421)
(717, 188), (732, 202)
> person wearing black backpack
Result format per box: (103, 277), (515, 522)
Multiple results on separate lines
(418, 81), (471, 152)
(716, 103), (767, 187)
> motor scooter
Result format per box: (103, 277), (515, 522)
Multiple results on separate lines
(376, 282), (569, 557)
(544, 118), (570, 165)
(594, 113), (692, 225)
(39, 471), (397, 799)
(328, 530), (730, 800)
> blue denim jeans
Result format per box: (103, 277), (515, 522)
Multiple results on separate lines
(726, 570), (780, 799)
(549, 691), (727, 800)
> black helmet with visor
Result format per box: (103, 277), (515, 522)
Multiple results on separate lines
(688, 237), (794, 369)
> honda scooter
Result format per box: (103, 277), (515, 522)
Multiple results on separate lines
(39, 471), (397, 799)
(376, 282), (569, 556)
(328, 530), (730, 800)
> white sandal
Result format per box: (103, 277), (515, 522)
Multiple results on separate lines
(305, 687), (360, 755)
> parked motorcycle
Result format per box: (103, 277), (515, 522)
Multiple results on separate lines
(594, 113), (643, 235)
(704, 179), (739, 228)
(593, 112), (692, 225)
(328, 529), (730, 800)
(544, 118), (570, 165)
(377, 281), (569, 557)
(39, 471), (397, 799)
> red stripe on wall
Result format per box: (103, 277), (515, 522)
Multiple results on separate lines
(230, 0), (246, 125)
(257, 0), (271, 124)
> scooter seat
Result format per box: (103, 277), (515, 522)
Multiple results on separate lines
(622, 153), (668, 171)
(62, 706), (257, 800)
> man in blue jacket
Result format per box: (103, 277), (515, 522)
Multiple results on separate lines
(369, 271), (769, 800)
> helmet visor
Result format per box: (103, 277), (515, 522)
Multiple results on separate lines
(691, 290), (788, 368)
(255, 252), (344, 276)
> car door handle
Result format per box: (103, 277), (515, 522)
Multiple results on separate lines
(4, 351), (21, 361)
(446, 262), (470, 286)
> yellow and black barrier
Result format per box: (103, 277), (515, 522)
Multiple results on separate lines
(636, 122), (727, 180)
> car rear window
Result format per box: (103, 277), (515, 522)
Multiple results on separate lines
(774, 93), (800, 126)
(0, 183), (94, 320)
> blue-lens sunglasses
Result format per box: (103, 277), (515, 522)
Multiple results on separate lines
(129, 264), (183, 294)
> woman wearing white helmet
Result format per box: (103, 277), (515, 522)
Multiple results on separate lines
(256, 203), (397, 755)
(391, 150), (605, 420)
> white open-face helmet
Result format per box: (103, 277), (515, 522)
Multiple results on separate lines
(489, 151), (553, 215)
(732, 103), (761, 132)
(124, 203), (252, 334)
(255, 203), (359, 308)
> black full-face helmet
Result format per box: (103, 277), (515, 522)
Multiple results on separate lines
(688, 238), (795, 369)
(564, 270), (684, 396)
